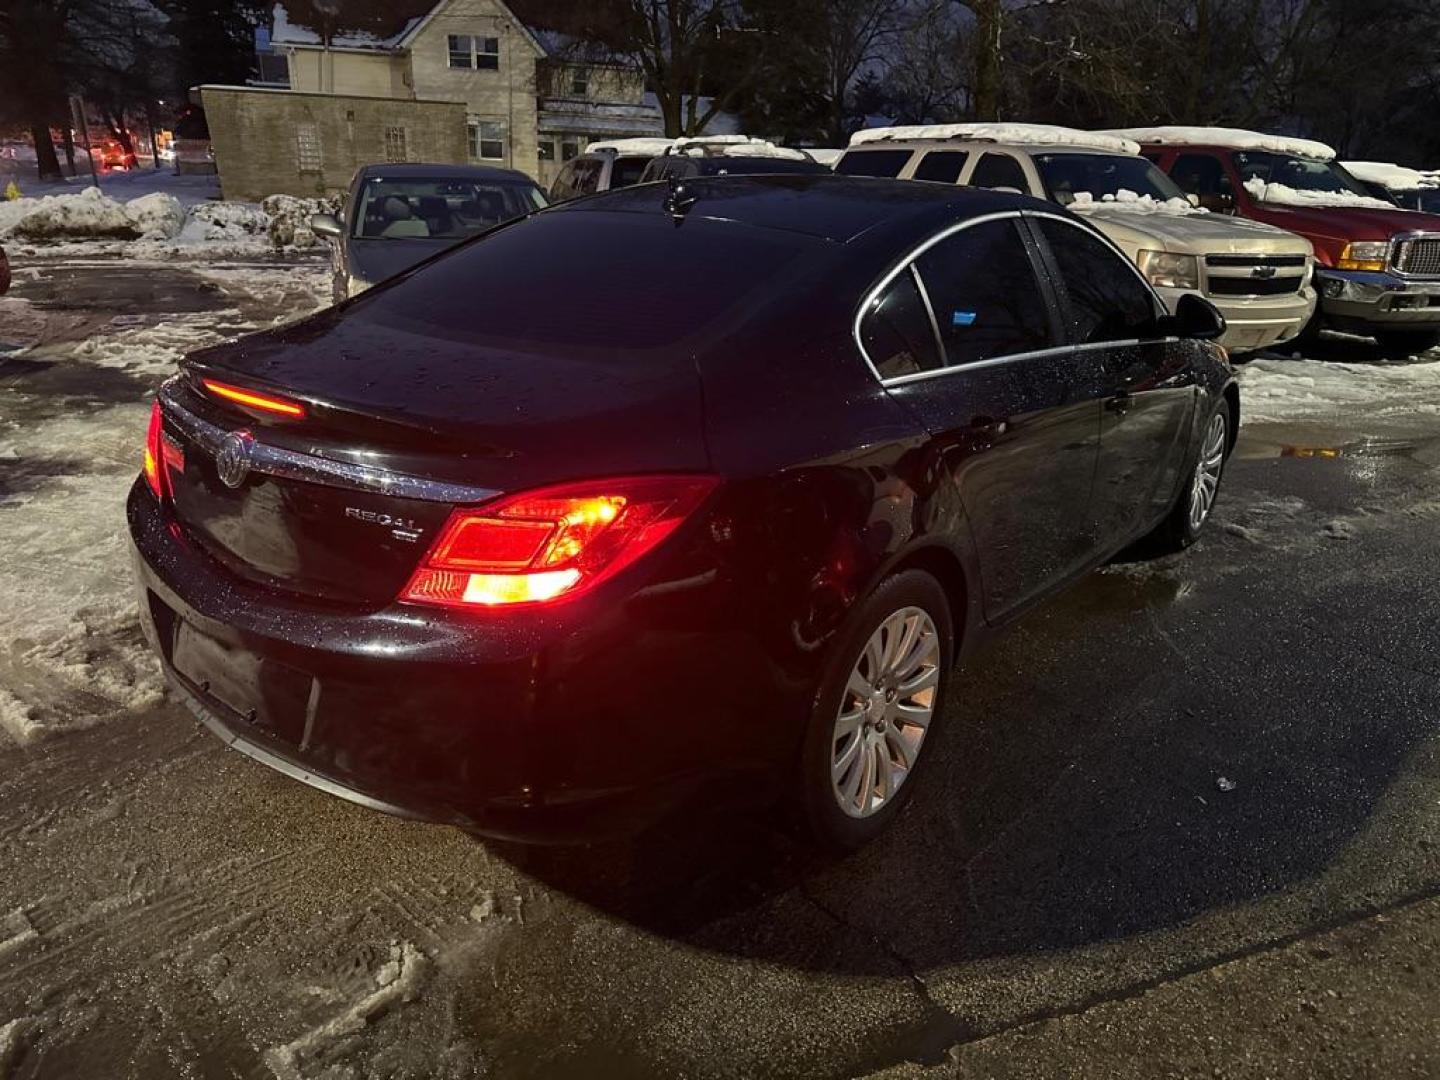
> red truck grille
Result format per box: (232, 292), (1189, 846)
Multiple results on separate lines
(1393, 236), (1440, 277)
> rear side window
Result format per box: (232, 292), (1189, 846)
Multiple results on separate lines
(860, 268), (942, 379)
(573, 159), (603, 195)
(1170, 153), (1233, 198)
(355, 212), (816, 352)
(969, 153), (1028, 192)
(549, 162), (576, 200)
(913, 218), (1052, 366)
(913, 151), (969, 184)
(835, 150), (913, 178)
(1036, 218), (1158, 344)
(609, 156), (650, 188)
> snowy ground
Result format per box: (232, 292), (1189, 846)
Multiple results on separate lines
(1, 244), (1440, 1077)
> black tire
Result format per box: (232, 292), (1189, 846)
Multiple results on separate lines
(798, 569), (954, 852)
(1144, 401), (1232, 555)
(1375, 330), (1440, 359)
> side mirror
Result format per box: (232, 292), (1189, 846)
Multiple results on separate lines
(310, 213), (342, 239)
(1197, 192), (1235, 214)
(1163, 292), (1227, 341)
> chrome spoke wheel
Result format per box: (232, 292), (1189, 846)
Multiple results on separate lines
(1188, 412), (1227, 533)
(830, 606), (940, 819)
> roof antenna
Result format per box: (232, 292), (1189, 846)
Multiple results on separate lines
(663, 173), (697, 221)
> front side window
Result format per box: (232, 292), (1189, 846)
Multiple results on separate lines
(913, 218), (1052, 367)
(1036, 218), (1158, 345)
(968, 153), (1028, 192)
(834, 149), (912, 178)
(860, 267), (943, 380)
(913, 150), (969, 184)
(1169, 153), (1234, 198)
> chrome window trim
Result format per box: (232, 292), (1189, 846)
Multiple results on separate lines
(852, 209), (1171, 388)
(158, 381), (501, 506)
(909, 263), (946, 365)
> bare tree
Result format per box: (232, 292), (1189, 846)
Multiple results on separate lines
(815, 0), (905, 143)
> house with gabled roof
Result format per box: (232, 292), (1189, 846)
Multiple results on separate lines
(269, 0), (663, 185)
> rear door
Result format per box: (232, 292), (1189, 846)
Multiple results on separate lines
(1029, 214), (1198, 550)
(874, 214), (1105, 621)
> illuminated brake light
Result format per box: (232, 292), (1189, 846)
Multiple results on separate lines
(202, 378), (306, 419)
(143, 399), (165, 498)
(400, 475), (717, 608)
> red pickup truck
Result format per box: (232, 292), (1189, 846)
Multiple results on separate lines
(1109, 127), (1440, 355)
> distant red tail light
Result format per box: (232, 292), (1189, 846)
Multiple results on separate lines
(143, 399), (166, 498)
(201, 378), (306, 419)
(401, 475), (719, 608)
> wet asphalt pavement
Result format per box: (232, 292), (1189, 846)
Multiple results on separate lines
(1, 258), (1439, 1078)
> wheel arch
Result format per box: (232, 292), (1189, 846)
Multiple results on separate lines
(877, 543), (978, 666)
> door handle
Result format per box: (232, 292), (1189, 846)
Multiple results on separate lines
(1105, 392), (1132, 416)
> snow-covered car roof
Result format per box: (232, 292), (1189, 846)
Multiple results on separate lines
(1341, 161), (1440, 192)
(670, 136), (812, 161)
(1101, 126), (1337, 162)
(850, 123), (1140, 157)
(583, 137), (677, 156)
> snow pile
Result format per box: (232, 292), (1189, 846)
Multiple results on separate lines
(123, 192), (186, 239)
(852, 123), (1140, 156)
(672, 135), (812, 160)
(1238, 354), (1440, 424)
(2, 187), (149, 241)
(584, 137), (675, 156)
(1342, 160), (1440, 192)
(260, 193), (339, 249)
(180, 200), (268, 243)
(1101, 127), (1336, 161)
(1242, 176), (1395, 210)
(1070, 189), (1200, 215)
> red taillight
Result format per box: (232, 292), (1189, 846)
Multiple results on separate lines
(401, 475), (718, 608)
(201, 378), (306, 419)
(143, 399), (165, 498)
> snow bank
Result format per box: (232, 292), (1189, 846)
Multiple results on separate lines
(1238, 354), (1440, 424)
(852, 123), (1140, 156)
(1100, 126), (1336, 161)
(260, 193), (337, 249)
(1070, 189), (1200, 215)
(1, 187), (145, 241)
(1242, 176), (1395, 210)
(1341, 160), (1440, 192)
(123, 192), (186, 239)
(584, 137), (675, 156)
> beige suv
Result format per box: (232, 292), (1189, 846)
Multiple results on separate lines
(837, 124), (1317, 352)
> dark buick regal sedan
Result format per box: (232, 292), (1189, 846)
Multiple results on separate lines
(129, 176), (1237, 849)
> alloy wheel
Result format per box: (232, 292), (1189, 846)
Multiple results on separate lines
(830, 606), (940, 819)
(1188, 411), (1227, 533)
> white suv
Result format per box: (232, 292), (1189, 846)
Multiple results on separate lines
(837, 124), (1317, 352)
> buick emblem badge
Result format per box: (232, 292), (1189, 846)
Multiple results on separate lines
(215, 431), (254, 489)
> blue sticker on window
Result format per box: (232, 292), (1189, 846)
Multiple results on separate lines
(952, 311), (977, 326)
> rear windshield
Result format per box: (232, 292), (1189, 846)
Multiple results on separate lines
(353, 176), (547, 240)
(692, 156), (829, 176)
(351, 210), (817, 351)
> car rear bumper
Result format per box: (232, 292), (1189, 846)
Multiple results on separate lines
(128, 479), (800, 841)
(1316, 269), (1440, 330)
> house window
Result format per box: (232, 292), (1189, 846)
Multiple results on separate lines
(538, 140), (555, 161)
(570, 68), (588, 95)
(296, 123), (322, 171)
(561, 140), (579, 161)
(449, 34), (499, 70)
(384, 126), (408, 163)
(468, 118), (505, 160)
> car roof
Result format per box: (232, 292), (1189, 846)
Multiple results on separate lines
(354, 162), (536, 183)
(845, 141), (1132, 159)
(561, 174), (1057, 244)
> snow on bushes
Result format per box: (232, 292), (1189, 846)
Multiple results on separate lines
(261, 193), (340, 250)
